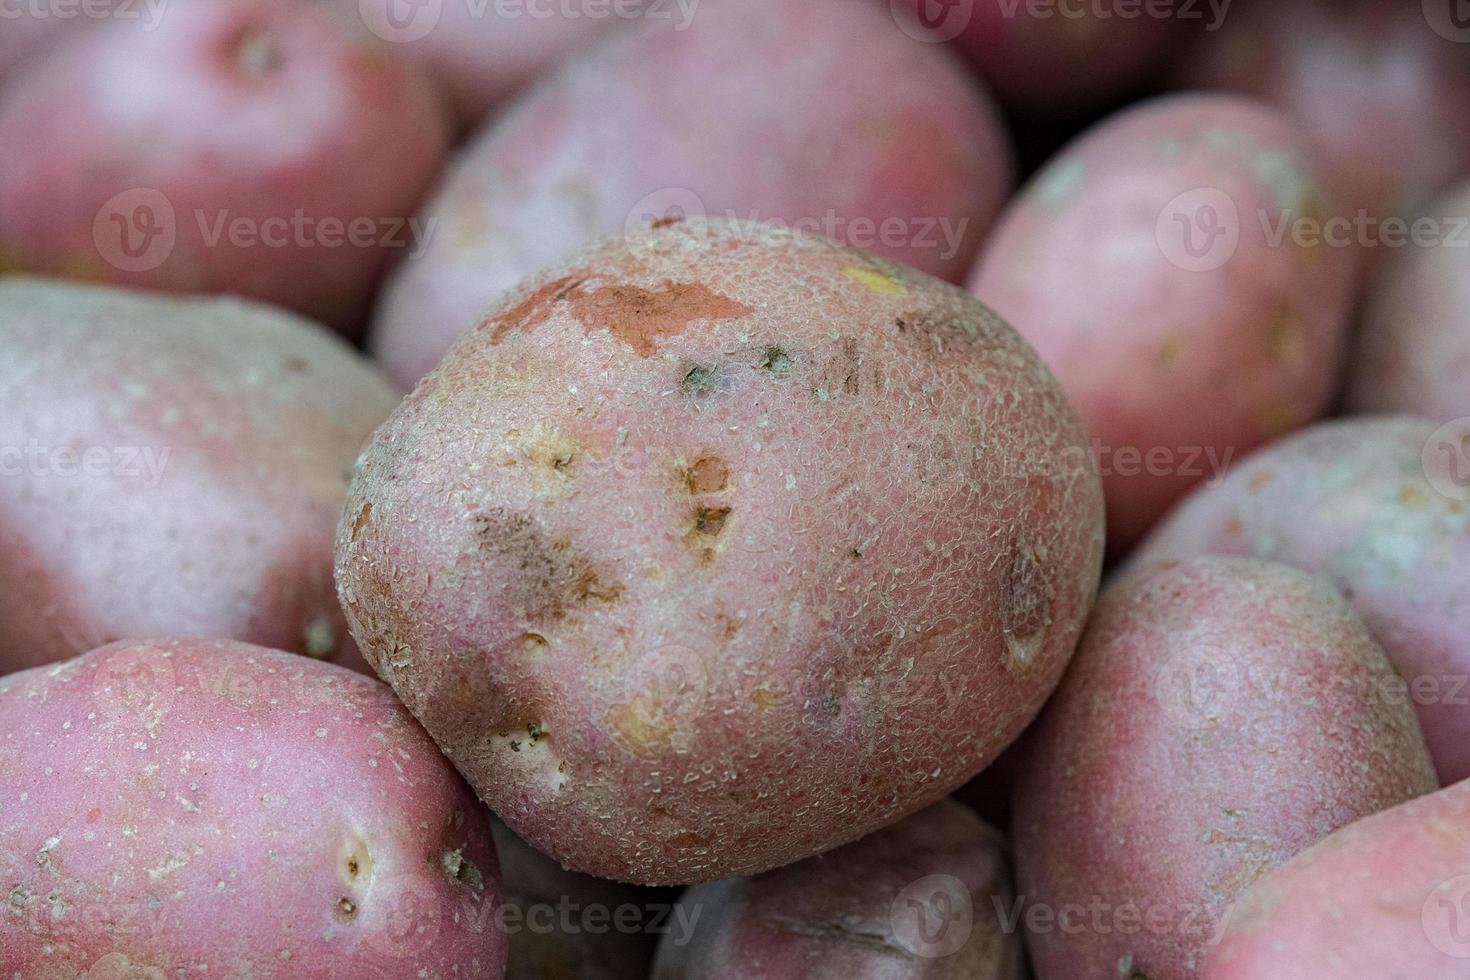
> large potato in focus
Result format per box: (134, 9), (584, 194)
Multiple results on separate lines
(651, 800), (1024, 979)
(1136, 416), (1470, 784)
(970, 93), (1358, 551)
(369, 0), (1014, 387)
(336, 220), (1105, 884)
(1205, 779), (1470, 979)
(1014, 557), (1438, 979)
(0, 0), (450, 332)
(0, 638), (506, 978)
(0, 277), (400, 674)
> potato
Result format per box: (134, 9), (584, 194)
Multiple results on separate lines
(336, 219), (1105, 884)
(0, 277), (400, 675)
(1347, 178), (1470, 420)
(891, 0), (1179, 111)
(1135, 416), (1470, 784)
(1014, 557), (1438, 980)
(0, 0), (451, 333)
(1174, 0), (1470, 220)
(651, 800), (1024, 979)
(0, 638), (506, 978)
(368, 0), (1014, 388)
(969, 93), (1358, 551)
(1204, 778), (1470, 978)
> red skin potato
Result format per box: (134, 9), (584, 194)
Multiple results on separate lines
(969, 93), (1359, 552)
(651, 800), (1025, 979)
(337, 219), (1105, 885)
(1204, 778), (1470, 979)
(0, 0), (451, 333)
(368, 0), (1014, 388)
(0, 638), (507, 978)
(0, 278), (401, 675)
(1174, 0), (1470, 222)
(1013, 557), (1439, 979)
(1134, 416), (1470, 784)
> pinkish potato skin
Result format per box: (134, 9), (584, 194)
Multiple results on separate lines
(969, 94), (1358, 551)
(651, 800), (1025, 979)
(1175, 0), (1470, 221)
(369, 0), (1014, 388)
(1347, 179), (1470, 420)
(0, 278), (400, 675)
(336, 219), (1105, 885)
(1204, 779), (1470, 979)
(1135, 416), (1470, 784)
(0, 0), (451, 332)
(1013, 557), (1439, 980)
(0, 638), (506, 979)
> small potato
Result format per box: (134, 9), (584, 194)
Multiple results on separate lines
(1347, 178), (1470, 420)
(369, 0), (1014, 387)
(1135, 416), (1470, 784)
(0, 277), (400, 674)
(1204, 779), (1470, 979)
(1014, 557), (1438, 980)
(337, 219), (1105, 884)
(651, 800), (1024, 979)
(969, 93), (1358, 551)
(0, 638), (506, 978)
(0, 0), (451, 332)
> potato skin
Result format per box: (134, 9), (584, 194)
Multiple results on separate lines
(1204, 779), (1470, 979)
(369, 0), (1013, 388)
(337, 219), (1105, 884)
(651, 800), (1024, 979)
(1347, 179), (1470, 420)
(0, 638), (506, 978)
(1013, 557), (1439, 980)
(969, 93), (1358, 552)
(0, 0), (450, 332)
(1135, 416), (1470, 784)
(0, 278), (400, 675)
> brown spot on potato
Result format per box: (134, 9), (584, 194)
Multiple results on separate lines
(485, 274), (588, 345)
(606, 689), (675, 758)
(441, 849), (484, 892)
(651, 215), (683, 229)
(474, 509), (623, 622)
(566, 280), (752, 356)
(751, 688), (776, 710)
(349, 502), (372, 543)
(681, 456), (730, 494)
(693, 506), (731, 537)
(1248, 469), (1274, 492)
(668, 831), (713, 849)
(761, 346), (793, 376)
(284, 356), (308, 373)
(1399, 483), (1428, 506)
(1002, 546), (1053, 670)
(334, 897), (357, 922)
(680, 364), (720, 397)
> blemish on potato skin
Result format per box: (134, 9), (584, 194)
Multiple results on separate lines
(606, 689), (675, 758)
(693, 506), (731, 537)
(680, 364), (720, 398)
(760, 346), (793, 376)
(679, 456), (730, 494)
(349, 502), (372, 543)
(842, 263), (907, 296)
(1002, 546), (1053, 670)
(484, 274), (588, 345)
(474, 508), (623, 621)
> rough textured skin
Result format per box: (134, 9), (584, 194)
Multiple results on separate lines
(892, 0), (1178, 110)
(1175, 0), (1470, 220)
(1013, 557), (1439, 980)
(493, 820), (662, 980)
(1204, 779), (1470, 979)
(337, 220), (1105, 884)
(369, 0), (1014, 388)
(0, 278), (400, 675)
(1135, 416), (1470, 784)
(651, 800), (1025, 979)
(1347, 178), (1470, 420)
(969, 94), (1358, 551)
(0, 638), (507, 978)
(0, 0), (451, 332)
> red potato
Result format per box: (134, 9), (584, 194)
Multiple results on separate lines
(0, 0), (451, 333)
(0, 277), (400, 675)
(1174, 0), (1470, 221)
(336, 220), (1106, 884)
(0, 638), (506, 978)
(1135, 416), (1470, 784)
(369, 0), (1014, 388)
(1014, 557), (1438, 980)
(651, 800), (1025, 979)
(1347, 178), (1470, 421)
(891, 0), (1182, 111)
(969, 93), (1359, 551)
(1204, 778), (1470, 979)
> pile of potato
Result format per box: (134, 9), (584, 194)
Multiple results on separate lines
(2, 0), (1469, 977)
